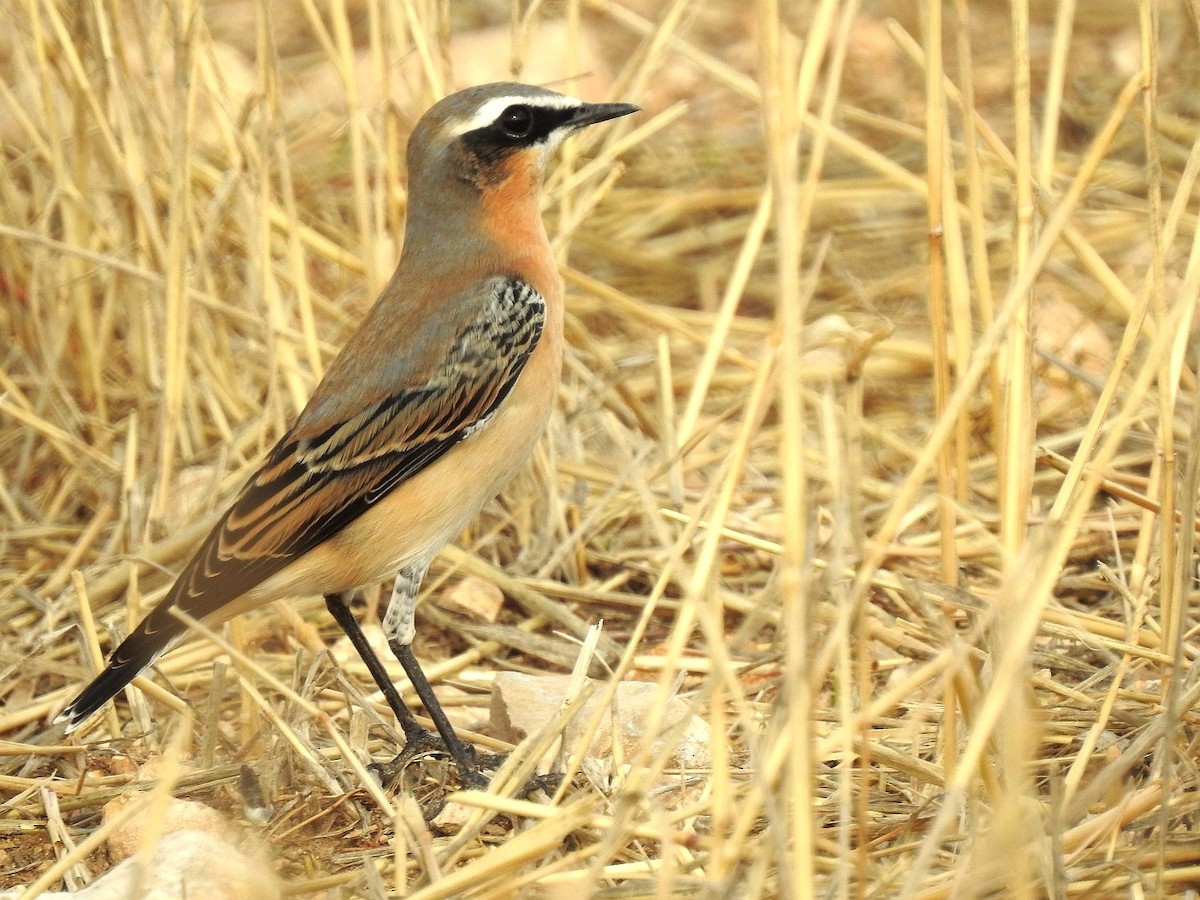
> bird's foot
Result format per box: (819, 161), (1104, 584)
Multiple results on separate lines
(369, 734), (564, 813)
(368, 728), (500, 792)
(367, 727), (446, 786)
(451, 750), (567, 799)
(517, 771), (564, 799)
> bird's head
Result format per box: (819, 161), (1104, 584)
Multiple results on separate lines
(407, 82), (639, 193)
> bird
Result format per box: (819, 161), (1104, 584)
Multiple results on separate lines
(57, 82), (639, 787)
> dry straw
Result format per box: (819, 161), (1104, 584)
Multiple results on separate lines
(2, 0), (1199, 897)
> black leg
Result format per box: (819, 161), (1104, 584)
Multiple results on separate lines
(323, 593), (441, 761)
(388, 637), (488, 790)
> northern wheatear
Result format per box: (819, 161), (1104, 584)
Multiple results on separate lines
(58, 83), (638, 786)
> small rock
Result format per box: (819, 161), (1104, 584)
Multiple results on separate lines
(489, 673), (711, 776)
(429, 798), (474, 834)
(0, 830), (277, 900)
(438, 576), (504, 623)
(103, 796), (238, 862)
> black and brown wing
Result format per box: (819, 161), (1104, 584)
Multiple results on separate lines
(59, 276), (545, 729)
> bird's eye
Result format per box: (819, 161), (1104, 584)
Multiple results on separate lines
(498, 105), (535, 138)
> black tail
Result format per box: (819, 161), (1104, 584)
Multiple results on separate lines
(56, 605), (186, 732)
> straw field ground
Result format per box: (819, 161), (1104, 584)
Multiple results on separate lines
(3, 0), (1200, 897)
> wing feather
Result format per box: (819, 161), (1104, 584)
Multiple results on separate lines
(205, 275), (544, 574)
(103, 275), (543, 673)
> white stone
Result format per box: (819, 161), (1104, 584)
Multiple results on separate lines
(489, 672), (711, 775)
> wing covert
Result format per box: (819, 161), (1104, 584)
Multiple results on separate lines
(170, 275), (546, 607)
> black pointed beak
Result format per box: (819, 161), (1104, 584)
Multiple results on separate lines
(567, 101), (640, 130)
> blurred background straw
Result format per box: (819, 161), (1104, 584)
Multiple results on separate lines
(3, 0), (1200, 896)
